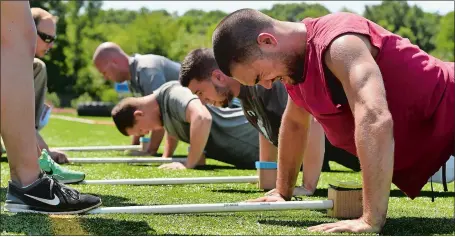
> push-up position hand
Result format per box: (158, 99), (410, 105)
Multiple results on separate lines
(307, 218), (380, 233)
(158, 162), (186, 170)
(49, 150), (69, 164)
(124, 150), (154, 157)
(246, 189), (286, 202)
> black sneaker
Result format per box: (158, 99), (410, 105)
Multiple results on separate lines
(4, 172), (102, 214)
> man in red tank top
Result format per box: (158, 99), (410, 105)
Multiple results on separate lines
(212, 9), (454, 233)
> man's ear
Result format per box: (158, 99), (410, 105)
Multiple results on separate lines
(211, 69), (226, 86)
(257, 32), (278, 49)
(133, 110), (143, 118)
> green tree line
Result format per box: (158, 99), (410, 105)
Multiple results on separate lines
(29, 1), (454, 107)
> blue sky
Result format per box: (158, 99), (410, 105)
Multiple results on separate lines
(102, 1), (454, 15)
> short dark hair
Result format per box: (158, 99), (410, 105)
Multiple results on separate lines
(179, 48), (218, 87)
(31, 8), (58, 27)
(212, 8), (274, 77)
(111, 97), (139, 136)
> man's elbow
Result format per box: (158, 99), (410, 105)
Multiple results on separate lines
(359, 109), (394, 134)
(194, 113), (212, 127)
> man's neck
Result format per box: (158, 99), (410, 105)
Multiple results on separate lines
(278, 21), (307, 56)
(227, 78), (241, 97)
(141, 95), (163, 128)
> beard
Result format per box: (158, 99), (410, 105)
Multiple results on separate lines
(214, 83), (234, 108)
(274, 52), (305, 85)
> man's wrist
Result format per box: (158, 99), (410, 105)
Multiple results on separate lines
(362, 213), (387, 229)
(266, 189), (291, 201)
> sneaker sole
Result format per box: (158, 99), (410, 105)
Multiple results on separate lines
(3, 201), (102, 215)
(59, 179), (85, 184)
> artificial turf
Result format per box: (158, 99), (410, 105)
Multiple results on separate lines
(1, 117), (454, 235)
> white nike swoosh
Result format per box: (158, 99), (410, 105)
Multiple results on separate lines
(24, 194), (60, 206)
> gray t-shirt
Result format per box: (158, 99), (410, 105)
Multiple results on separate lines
(238, 81), (288, 146)
(155, 81), (259, 168)
(128, 54), (181, 96)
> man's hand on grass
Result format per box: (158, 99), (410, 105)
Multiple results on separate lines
(124, 150), (154, 157)
(49, 150), (69, 164)
(307, 218), (382, 233)
(158, 162), (187, 170)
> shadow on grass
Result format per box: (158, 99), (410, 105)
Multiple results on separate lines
(0, 156), (7, 162)
(258, 219), (329, 228)
(259, 217), (455, 235)
(0, 187), (6, 202)
(1, 213), (53, 235)
(323, 170), (358, 173)
(79, 217), (155, 235)
(210, 188), (265, 194)
(390, 190), (455, 198)
(162, 234), (202, 236)
(1, 212), (155, 235)
(154, 153), (187, 158)
(84, 193), (138, 207)
(382, 217), (455, 235)
(194, 164), (243, 171)
(1, 190), (154, 235)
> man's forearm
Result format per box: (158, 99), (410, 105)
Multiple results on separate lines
(131, 135), (140, 145)
(163, 134), (178, 158)
(276, 116), (310, 199)
(259, 133), (277, 162)
(147, 128), (165, 154)
(36, 131), (49, 151)
(301, 118), (325, 192)
(356, 115), (394, 227)
(186, 117), (211, 168)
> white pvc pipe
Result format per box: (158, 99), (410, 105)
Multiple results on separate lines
(80, 176), (259, 185)
(87, 200), (333, 214)
(68, 157), (187, 163)
(56, 145), (141, 152)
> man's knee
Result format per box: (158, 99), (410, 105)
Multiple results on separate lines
(1, 1), (36, 53)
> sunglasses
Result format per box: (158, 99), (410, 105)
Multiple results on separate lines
(37, 31), (56, 44)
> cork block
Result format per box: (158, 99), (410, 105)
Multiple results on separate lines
(327, 183), (363, 218)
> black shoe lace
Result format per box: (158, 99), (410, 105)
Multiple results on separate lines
(49, 175), (80, 200)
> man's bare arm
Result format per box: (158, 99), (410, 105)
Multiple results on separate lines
(301, 117), (325, 193)
(162, 133), (179, 158)
(36, 131), (49, 151)
(259, 133), (277, 162)
(147, 128), (165, 155)
(131, 135), (140, 145)
(185, 100), (212, 168)
(324, 33), (394, 229)
(276, 95), (311, 199)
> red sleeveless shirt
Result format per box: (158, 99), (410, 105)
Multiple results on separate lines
(285, 12), (454, 199)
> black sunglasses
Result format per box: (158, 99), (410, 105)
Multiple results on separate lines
(37, 31), (56, 43)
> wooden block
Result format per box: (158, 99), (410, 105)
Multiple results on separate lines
(327, 187), (363, 218)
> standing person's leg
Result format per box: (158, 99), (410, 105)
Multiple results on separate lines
(1, 1), (101, 214)
(1, 1), (40, 186)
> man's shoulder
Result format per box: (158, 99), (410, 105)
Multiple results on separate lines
(155, 81), (185, 97)
(33, 58), (46, 69)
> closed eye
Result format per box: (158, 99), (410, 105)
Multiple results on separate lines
(254, 76), (260, 85)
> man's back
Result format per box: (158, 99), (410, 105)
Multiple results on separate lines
(129, 54), (181, 96)
(154, 81), (259, 168)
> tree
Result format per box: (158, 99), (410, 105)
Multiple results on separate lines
(432, 11), (454, 61)
(364, 1), (440, 52)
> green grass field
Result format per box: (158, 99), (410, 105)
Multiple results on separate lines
(1, 116), (454, 236)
